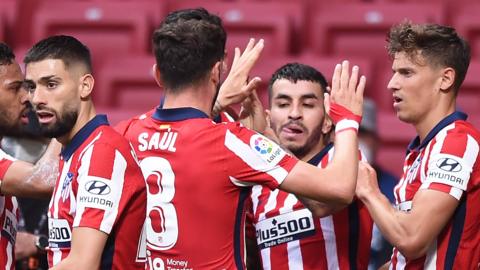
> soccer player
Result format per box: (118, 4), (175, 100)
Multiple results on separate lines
(0, 42), (60, 269)
(23, 35), (147, 269)
(246, 63), (373, 270)
(117, 8), (366, 269)
(356, 22), (480, 269)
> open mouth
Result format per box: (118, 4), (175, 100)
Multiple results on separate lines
(36, 110), (56, 124)
(393, 96), (403, 105)
(282, 123), (305, 137)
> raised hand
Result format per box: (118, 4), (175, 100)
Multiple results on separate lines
(214, 38), (264, 115)
(328, 60), (366, 119)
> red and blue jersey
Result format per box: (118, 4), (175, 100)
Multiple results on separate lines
(47, 115), (146, 269)
(0, 150), (19, 270)
(391, 111), (480, 269)
(249, 143), (373, 270)
(117, 107), (298, 270)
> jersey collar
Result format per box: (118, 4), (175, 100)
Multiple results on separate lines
(152, 107), (209, 122)
(307, 142), (334, 166)
(61, 114), (109, 160)
(407, 111), (467, 153)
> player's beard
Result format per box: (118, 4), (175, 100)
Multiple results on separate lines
(0, 104), (38, 138)
(37, 104), (78, 139)
(273, 118), (325, 160)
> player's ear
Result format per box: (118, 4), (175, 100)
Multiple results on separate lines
(322, 115), (333, 134)
(439, 67), (455, 92)
(211, 61), (221, 86)
(152, 64), (163, 88)
(79, 74), (94, 99)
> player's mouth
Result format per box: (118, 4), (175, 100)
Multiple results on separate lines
(36, 110), (56, 124)
(393, 95), (403, 108)
(281, 123), (306, 139)
(20, 109), (30, 124)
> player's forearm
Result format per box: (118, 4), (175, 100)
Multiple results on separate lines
(326, 129), (359, 202)
(358, 190), (420, 257)
(298, 196), (346, 217)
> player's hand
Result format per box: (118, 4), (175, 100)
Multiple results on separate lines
(327, 60), (366, 118)
(215, 38), (264, 112)
(355, 161), (379, 200)
(239, 90), (267, 133)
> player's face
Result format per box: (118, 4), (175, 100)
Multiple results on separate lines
(25, 59), (80, 139)
(269, 79), (329, 159)
(0, 62), (30, 137)
(388, 51), (444, 125)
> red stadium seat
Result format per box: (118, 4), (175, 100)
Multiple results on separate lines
(247, 54), (373, 109)
(0, 0), (17, 44)
(309, 2), (445, 112)
(456, 60), (480, 116)
(309, 2), (446, 57)
(96, 107), (149, 127)
(168, 1), (305, 56)
(94, 54), (161, 109)
(377, 111), (415, 178)
(30, 1), (164, 66)
(453, 4), (480, 59)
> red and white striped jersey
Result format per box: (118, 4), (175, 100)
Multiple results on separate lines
(116, 107), (298, 270)
(391, 112), (480, 269)
(47, 115), (146, 269)
(0, 149), (19, 270)
(250, 143), (373, 270)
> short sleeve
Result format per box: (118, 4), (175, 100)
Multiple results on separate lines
(0, 150), (15, 180)
(73, 142), (128, 234)
(420, 131), (479, 200)
(222, 123), (298, 190)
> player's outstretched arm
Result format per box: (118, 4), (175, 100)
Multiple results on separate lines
(280, 60), (365, 205)
(1, 139), (60, 198)
(356, 161), (459, 259)
(49, 227), (107, 270)
(213, 38), (264, 117)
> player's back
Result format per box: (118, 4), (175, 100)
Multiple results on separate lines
(119, 107), (297, 269)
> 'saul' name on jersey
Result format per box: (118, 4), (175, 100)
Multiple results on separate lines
(255, 208), (315, 249)
(138, 130), (178, 153)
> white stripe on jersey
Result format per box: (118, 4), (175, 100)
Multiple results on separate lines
(251, 185), (263, 216)
(6, 241), (12, 270)
(101, 150), (126, 232)
(287, 240), (303, 269)
(259, 189), (279, 221)
(279, 194), (297, 214)
(224, 130), (288, 184)
(424, 239), (438, 269)
(320, 216), (339, 269)
(465, 134), (480, 169)
(52, 158), (73, 219)
(261, 248), (271, 270)
(53, 249), (62, 266)
(5, 198), (17, 270)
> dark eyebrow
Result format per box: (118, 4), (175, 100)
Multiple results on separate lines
(300, 93), (319, 100)
(38, 75), (61, 84)
(274, 94), (292, 101)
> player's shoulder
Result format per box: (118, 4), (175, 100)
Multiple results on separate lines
(114, 108), (156, 135)
(441, 119), (480, 142)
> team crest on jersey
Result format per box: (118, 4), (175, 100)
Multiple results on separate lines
(250, 134), (286, 165)
(61, 172), (74, 202)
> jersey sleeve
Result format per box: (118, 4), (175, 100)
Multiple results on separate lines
(222, 123), (298, 190)
(420, 130), (479, 200)
(0, 149), (15, 180)
(73, 142), (130, 234)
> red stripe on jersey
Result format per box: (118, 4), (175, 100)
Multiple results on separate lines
(392, 118), (480, 269)
(87, 142), (115, 180)
(0, 158), (13, 179)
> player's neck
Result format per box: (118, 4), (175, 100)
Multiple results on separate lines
(298, 136), (329, 162)
(414, 101), (455, 142)
(162, 85), (215, 116)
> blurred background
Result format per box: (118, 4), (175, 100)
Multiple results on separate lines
(2, 0), (480, 177)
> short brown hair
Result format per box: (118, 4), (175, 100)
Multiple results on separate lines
(387, 22), (470, 94)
